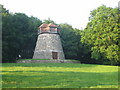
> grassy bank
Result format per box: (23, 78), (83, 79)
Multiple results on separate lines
(1, 63), (118, 88)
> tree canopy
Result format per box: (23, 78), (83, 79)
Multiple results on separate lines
(2, 4), (120, 65)
(2, 5), (42, 62)
(81, 5), (120, 65)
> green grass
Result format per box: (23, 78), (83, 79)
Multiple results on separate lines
(1, 63), (119, 88)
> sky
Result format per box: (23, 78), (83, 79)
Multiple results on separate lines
(1, 0), (119, 29)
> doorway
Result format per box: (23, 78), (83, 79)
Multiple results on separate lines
(52, 52), (58, 59)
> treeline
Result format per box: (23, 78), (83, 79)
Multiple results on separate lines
(1, 4), (120, 65)
(2, 5), (42, 62)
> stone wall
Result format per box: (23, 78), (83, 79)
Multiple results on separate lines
(17, 60), (81, 64)
(33, 33), (65, 59)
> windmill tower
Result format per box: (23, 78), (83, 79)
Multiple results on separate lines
(33, 23), (65, 60)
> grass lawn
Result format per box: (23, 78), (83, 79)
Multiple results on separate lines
(1, 63), (119, 88)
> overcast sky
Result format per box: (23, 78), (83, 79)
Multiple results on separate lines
(1, 0), (119, 29)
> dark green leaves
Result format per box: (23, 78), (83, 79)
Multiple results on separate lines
(2, 6), (42, 62)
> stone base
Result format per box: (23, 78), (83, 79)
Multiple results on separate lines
(16, 60), (81, 64)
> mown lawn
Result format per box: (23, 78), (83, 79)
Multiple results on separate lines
(1, 63), (119, 88)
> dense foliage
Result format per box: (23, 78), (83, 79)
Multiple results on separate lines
(2, 5), (42, 62)
(81, 5), (120, 65)
(2, 4), (120, 65)
(60, 24), (80, 59)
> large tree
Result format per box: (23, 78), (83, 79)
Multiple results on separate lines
(81, 5), (120, 65)
(60, 24), (81, 60)
(2, 5), (42, 62)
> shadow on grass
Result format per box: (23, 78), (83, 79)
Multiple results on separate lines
(2, 70), (118, 88)
(2, 63), (105, 68)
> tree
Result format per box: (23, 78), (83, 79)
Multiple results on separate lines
(19, 16), (42, 59)
(60, 24), (81, 60)
(43, 18), (56, 24)
(81, 5), (120, 65)
(2, 5), (42, 62)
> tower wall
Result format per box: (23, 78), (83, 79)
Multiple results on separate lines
(33, 33), (65, 59)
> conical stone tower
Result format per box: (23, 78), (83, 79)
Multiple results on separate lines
(33, 23), (65, 60)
